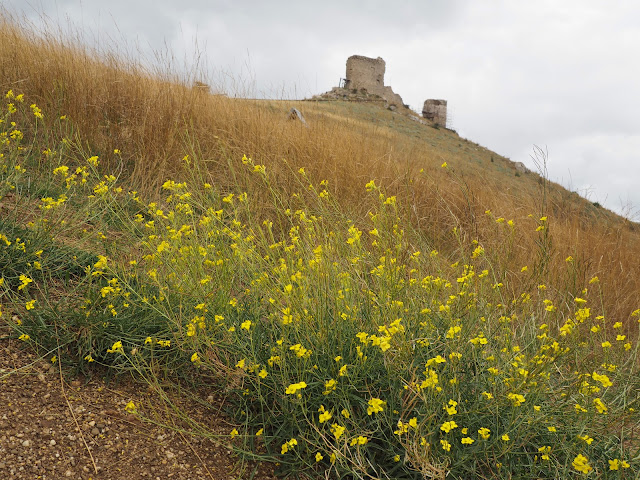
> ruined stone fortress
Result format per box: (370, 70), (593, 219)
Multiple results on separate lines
(313, 55), (448, 127)
(343, 55), (405, 110)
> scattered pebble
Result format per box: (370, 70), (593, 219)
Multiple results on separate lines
(0, 336), (276, 479)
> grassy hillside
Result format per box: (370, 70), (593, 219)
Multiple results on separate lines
(1, 11), (639, 479)
(2, 12), (638, 322)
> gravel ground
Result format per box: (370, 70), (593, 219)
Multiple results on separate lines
(0, 323), (277, 480)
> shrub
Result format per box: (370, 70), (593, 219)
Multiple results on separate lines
(4, 93), (639, 479)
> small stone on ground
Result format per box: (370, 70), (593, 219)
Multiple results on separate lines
(0, 323), (277, 480)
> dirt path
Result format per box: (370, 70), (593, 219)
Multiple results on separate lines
(0, 324), (276, 480)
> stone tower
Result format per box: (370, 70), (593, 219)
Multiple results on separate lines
(343, 55), (404, 107)
(422, 99), (447, 126)
(344, 55), (385, 92)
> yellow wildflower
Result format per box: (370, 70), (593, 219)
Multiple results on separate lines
(572, 454), (592, 474)
(367, 398), (386, 415)
(319, 410), (332, 424)
(592, 372), (613, 388)
(17, 274), (32, 291)
(350, 436), (368, 446)
(280, 438), (297, 454)
(285, 381), (307, 395)
(440, 421), (458, 433)
(507, 393), (525, 406)
(608, 458), (630, 470)
(330, 423), (345, 440)
(107, 340), (124, 354)
(593, 397), (608, 414)
(577, 435), (593, 445)
(538, 446), (551, 460)
(323, 379), (337, 395)
(444, 399), (458, 415)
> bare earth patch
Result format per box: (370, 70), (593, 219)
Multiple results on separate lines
(0, 325), (277, 480)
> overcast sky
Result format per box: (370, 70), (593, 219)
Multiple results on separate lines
(8, 0), (640, 218)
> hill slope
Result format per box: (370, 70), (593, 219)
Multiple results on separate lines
(1, 11), (639, 480)
(2, 11), (638, 325)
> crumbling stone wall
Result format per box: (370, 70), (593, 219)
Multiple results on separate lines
(344, 55), (404, 107)
(422, 99), (447, 126)
(345, 55), (385, 92)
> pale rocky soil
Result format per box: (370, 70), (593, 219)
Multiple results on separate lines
(0, 323), (277, 480)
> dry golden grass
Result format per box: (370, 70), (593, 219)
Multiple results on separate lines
(1, 9), (639, 326)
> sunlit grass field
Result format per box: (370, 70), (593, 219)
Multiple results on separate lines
(1, 10), (639, 479)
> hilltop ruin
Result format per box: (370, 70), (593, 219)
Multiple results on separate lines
(422, 99), (447, 126)
(344, 55), (404, 107)
(311, 55), (448, 127)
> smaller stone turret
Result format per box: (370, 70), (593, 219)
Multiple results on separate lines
(422, 99), (447, 126)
